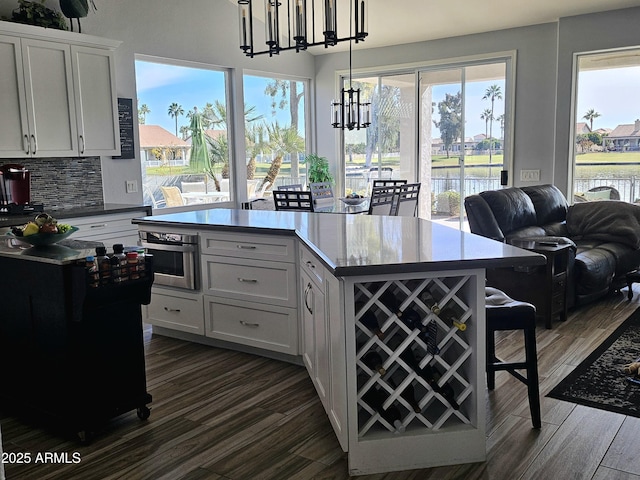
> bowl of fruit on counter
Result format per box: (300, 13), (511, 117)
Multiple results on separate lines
(7, 213), (78, 246)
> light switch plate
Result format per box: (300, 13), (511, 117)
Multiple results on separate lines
(125, 180), (138, 193)
(520, 169), (540, 182)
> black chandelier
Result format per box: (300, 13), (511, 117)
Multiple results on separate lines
(238, 0), (367, 57)
(330, 0), (370, 130)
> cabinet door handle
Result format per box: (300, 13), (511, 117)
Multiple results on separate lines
(238, 277), (258, 283)
(306, 260), (315, 270)
(30, 134), (36, 155)
(237, 245), (257, 249)
(79, 135), (85, 154)
(163, 307), (181, 313)
(304, 282), (313, 314)
(24, 134), (29, 154)
(240, 320), (260, 328)
(90, 223), (108, 229)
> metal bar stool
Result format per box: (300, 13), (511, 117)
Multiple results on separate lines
(485, 286), (541, 429)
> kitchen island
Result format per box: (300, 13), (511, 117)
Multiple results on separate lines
(134, 209), (544, 475)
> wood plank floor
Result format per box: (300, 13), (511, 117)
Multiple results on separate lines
(3, 288), (640, 479)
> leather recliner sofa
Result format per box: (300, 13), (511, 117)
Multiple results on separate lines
(464, 184), (640, 307)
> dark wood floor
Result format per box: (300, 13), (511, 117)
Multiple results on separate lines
(3, 288), (640, 479)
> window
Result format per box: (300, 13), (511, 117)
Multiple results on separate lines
(343, 55), (512, 227)
(572, 48), (640, 203)
(242, 74), (308, 197)
(135, 57), (232, 210)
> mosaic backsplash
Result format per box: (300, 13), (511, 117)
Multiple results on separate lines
(2, 157), (103, 209)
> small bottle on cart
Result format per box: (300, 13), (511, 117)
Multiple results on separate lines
(113, 244), (128, 281)
(136, 248), (146, 277)
(85, 255), (99, 288)
(95, 246), (111, 285)
(127, 251), (140, 280)
(110, 255), (122, 283)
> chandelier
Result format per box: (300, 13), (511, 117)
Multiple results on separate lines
(238, 0), (367, 57)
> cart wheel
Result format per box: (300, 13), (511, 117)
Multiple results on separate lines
(137, 406), (151, 420)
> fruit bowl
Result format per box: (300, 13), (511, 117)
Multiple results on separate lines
(6, 226), (79, 247)
(340, 196), (366, 206)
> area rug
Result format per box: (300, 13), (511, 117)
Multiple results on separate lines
(547, 307), (640, 418)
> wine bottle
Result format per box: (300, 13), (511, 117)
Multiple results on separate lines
(420, 364), (459, 410)
(390, 377), (421, 413)
(399, 347), (421, 372)
(420, 289), (441, 315)
(379, 289), (403, 317)
(362, 351), (386, 375)
(360, 310), (384, 339)
(440, 308), (467, 331)
(362, 387), (406, 433)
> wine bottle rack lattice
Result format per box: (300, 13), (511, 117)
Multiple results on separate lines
(354, 275), (474, 437)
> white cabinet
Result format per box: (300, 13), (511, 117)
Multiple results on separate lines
(300, 245), (347, 451)
(200, 232), (299, 355)
(59, 209), (149, 247)
(144, 287), (204, 335)
(0, 22), (120, 158)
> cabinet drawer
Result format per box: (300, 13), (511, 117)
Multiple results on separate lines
(144, 287), (204, 335)
(200, 232), (295, 262)
(300, 245), (325, 287)
(204, 296), (298, 355)
(59, 211), (148, 245)
(202, 256), (296, 307)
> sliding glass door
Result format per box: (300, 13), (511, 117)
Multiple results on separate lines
(420, 61), (508, 229)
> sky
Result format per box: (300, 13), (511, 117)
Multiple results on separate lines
(135, 60), (301, 136)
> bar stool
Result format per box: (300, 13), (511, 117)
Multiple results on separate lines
(485, 286), (541, 429)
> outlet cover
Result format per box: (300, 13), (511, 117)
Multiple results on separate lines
(520, 169), (540, 182)
(125, 180), (138, 193)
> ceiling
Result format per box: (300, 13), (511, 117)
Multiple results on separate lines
(228, 0), (640, 54)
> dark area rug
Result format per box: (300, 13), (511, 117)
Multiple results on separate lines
(547, 307), (640, 418)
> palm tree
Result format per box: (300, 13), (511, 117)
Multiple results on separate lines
(483, 84), (502, 163)
(583, 108), (601, 131)
(480, 108), (493, 140)
(245, 123), (266, 180)
(138, 103), (150, 124)
(259, 123), (305, 191)
(179, 125), (190, 140)
(167, 102), (184, 136)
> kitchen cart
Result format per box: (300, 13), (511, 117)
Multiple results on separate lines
(0, 239), (153, 442)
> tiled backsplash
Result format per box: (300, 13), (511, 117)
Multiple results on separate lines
(2, 157), (103, 209)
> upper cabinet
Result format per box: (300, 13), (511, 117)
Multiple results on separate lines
(0, 21), (121, 158)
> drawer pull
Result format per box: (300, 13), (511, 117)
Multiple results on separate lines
(238, 278), (258, 283)
(90, 223), (108, 229)
(306, 260), (315, 269)
(163, 307), (181, 313)
(240, 320), (260, 328)
(237, 245), (257, 249)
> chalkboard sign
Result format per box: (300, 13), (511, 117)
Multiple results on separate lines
(113, 97), (135, 159)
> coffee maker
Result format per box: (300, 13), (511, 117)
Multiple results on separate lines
(0, 164), (42, 214)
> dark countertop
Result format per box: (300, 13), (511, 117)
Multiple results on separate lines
(133, 209), (545, 276)
(0, 204), (151, 228)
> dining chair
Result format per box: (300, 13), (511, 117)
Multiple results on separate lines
(373, 179), (407, 188)
(309, 182), (334, 208)
(159, 186), (185, 207)
(368, 185), (399, 215)
(273, 190), (314, 211)
(278, 184), (304, 191)
(393, 183), (421, 217)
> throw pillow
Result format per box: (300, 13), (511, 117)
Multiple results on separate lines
(584, 189), (612, 201)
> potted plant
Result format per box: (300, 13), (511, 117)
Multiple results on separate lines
(7, 0), (68, 30)
(305, 153), (334, 185)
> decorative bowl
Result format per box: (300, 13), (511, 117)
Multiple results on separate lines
(340, 197), (366, 206)
(6, 226), (79, 247)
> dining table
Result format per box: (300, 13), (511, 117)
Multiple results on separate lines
(182, 191), (230, 204)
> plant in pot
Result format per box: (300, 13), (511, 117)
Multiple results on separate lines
(305, 153), (334, 185)
(8, 0), (68, 30)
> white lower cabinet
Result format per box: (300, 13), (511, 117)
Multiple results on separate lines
(203, 295), (298, 355)
(143, 287), (204, 335)
(300, 246), (347, 452)
(60, 209), (149, 247)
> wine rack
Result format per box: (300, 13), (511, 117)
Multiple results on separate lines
(354, 275), (474, 437)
